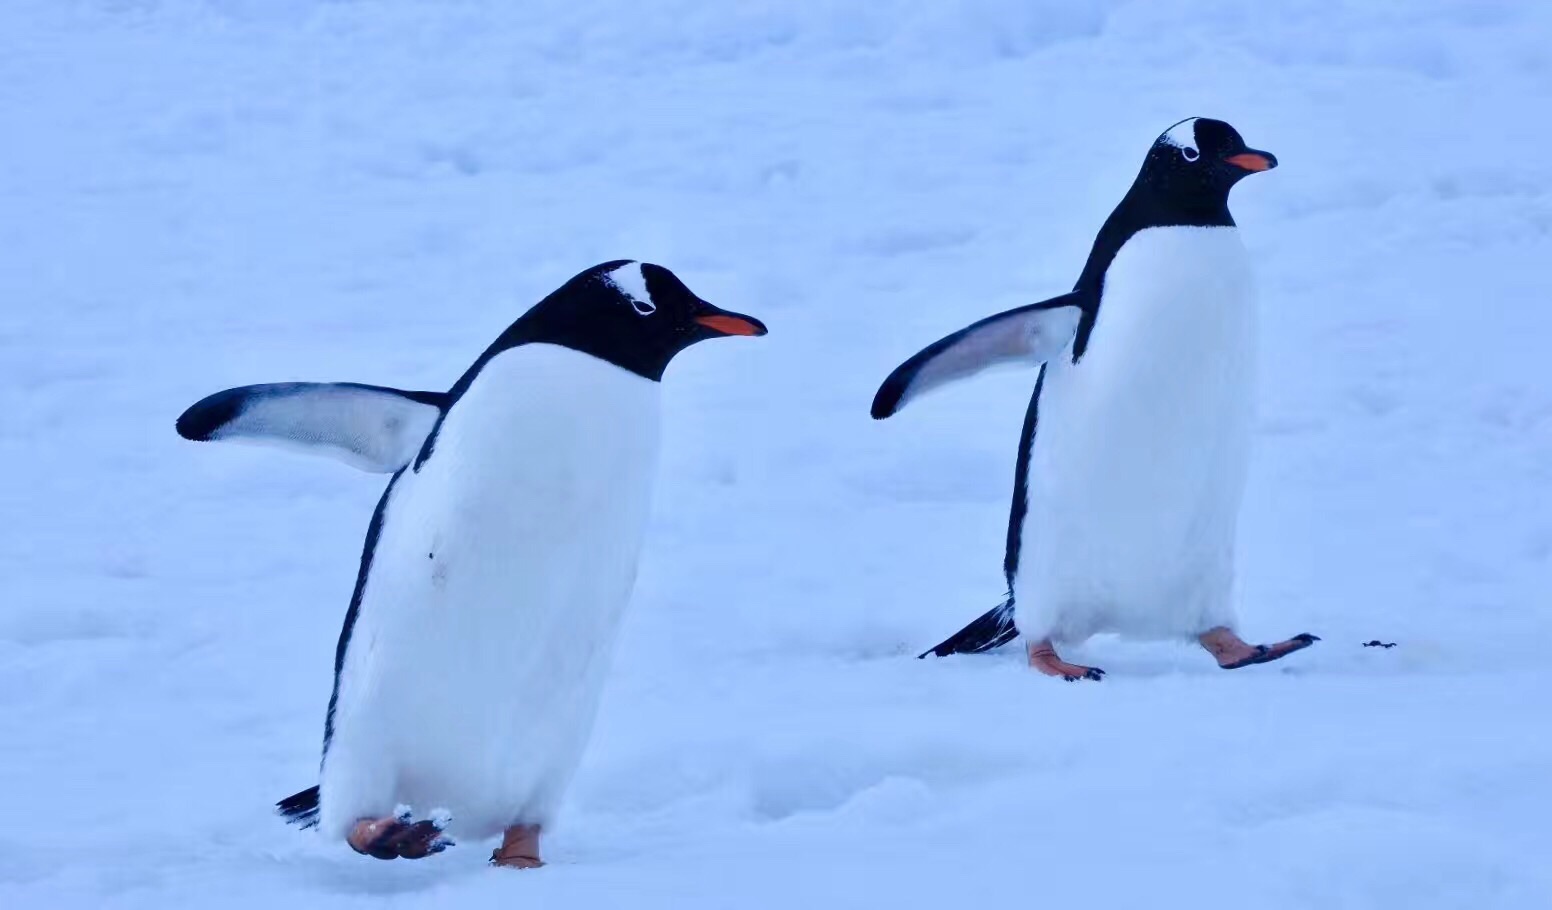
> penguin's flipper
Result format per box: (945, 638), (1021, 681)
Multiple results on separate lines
(918, 597), (1019, 658)
(871, 293), (1083, 419)
(176, 382), (448, 473)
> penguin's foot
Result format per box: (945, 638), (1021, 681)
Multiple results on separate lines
(1027, 640), (1105, 681)
(1200, 627), (1320, 669)
(490, 824), (543, 869)
(347, 809), (453, 861)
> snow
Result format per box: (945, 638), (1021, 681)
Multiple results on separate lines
(2, 0), (1550, 906)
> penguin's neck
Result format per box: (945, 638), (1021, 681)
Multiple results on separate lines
(1069, 185), (1238, 361)
(1076, 185), (1235, 294)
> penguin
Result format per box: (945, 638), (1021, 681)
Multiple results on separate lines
(872, 118), (1317, 680)
(177, 261), (765, 864)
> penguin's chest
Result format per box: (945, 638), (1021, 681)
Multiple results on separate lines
(1018, 227), (1256, 618)
(339, 345), (660, 812)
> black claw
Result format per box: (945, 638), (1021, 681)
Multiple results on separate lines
(1060, 667), (1105, 682)
(396, 821), (452, 859)
(362, 819), (455, 860)
(1220, 634), (1320, 669)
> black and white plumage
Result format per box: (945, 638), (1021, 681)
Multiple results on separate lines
(178, 261), (765, 846)
(871, 118), (1280, 659)
(176, 383), (447, 473)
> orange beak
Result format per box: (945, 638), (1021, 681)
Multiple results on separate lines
(694, 309), (768, 337)
(1224, 150), (1277, 172)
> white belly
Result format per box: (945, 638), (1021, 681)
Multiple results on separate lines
(1014, 226), (1257, 642)
(319, 344), (660, 839)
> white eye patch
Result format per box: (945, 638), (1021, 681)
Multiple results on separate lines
(1161, 118), (1200, 158)
(606, 262), (656, 315)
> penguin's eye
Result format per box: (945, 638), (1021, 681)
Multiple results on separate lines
(1181, 146), (1200, 162)
(629, 298), (656, 316)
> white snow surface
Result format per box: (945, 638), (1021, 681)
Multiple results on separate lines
(2, 1), (1550, 907)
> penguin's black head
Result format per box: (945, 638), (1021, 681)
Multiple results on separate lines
(1132, 117), (1277, 221)
(512, 260), (767, 381)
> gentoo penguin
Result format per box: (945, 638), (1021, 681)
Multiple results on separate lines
(176, 261), (765, 864)
(872, 118), (1317, 680)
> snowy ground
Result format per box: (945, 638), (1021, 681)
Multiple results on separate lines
(4, 1), (1552, 906)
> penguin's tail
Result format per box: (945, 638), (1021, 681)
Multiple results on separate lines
(918, 595), (1019, 658)
(276, 785), (321, 829)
